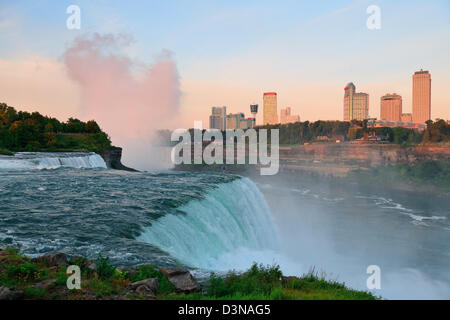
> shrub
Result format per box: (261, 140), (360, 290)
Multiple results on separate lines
(206, 263), (283, 298)
(7, 262), (46, 282)
(96, 253), (116, 280)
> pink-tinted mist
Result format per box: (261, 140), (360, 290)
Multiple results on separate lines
(63, 33), (181, 169)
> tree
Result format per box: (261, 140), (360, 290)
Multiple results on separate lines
(85, 120), (101, 134)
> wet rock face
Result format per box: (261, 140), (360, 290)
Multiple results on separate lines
(159, 268), (201, 294)
(101, 147), (138, 172)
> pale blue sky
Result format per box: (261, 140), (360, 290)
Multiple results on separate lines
(1, 0), (449, 121)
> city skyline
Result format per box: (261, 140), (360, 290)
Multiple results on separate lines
(0, 1), (449, 141)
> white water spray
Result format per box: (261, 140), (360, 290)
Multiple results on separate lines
(138, 177), (280, 269)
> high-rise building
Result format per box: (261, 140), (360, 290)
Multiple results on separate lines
(280, 107), (300, 124)
(226, 113), (254, 130)
(401, 113), (413, 123)
(209, 106), (226, 130)
(343, 83), (369, 121)
(412, 69), (431, 124)
(380, 93), (402, 122)
(263, 92), (278, 125)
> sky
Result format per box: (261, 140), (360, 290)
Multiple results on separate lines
(1, 0), (449, 136)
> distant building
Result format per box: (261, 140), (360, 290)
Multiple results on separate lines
(343, 83), (369, 121)
(280, 107), (300, 124)
(412, 69), (431, 124)
(226, 113), (254, 130)
(263, 92), (278, 125)
(241, 118), (256, 129)
(380, 93), (402, 122)
(373, 120), (426, 131)
(209, 106), (226, 130)
(401, 113), (413, 122)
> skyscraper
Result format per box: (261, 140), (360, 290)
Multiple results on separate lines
(412, 69), (431, 124)
(380, 93), (402, 122)
(209, 106), (226, 130)
(343, 83), (369, 121)
(280, 107), (300, 124)
(263, 92), (278, 125)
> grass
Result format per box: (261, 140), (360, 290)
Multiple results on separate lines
(162, 264), (378, 300)
(0, 247), (379, 300)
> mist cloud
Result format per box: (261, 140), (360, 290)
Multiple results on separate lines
(63, 33), (181, 169)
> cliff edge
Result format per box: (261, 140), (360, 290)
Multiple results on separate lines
(101, 147), (138, 172)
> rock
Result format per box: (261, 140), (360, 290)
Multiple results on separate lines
(159, 268), (201, 293)
(32, 253), (68, 267)
(0, 286), (24, 300)
(101, 147), (138, 172)
(129, 278), (159, 293)
(33, 279), (57, 290)
(134, 285), (156, 299)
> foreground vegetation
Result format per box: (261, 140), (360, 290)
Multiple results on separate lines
(0, 102), (112, 154)
(0, 247), (378, 300)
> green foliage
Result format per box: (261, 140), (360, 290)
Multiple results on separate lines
(423, 119), (450, 143)
(206, 263), (283, 298)
(24, 287), (47, 299)
(55, 271), (69, 286)
(129, 265), (176, 294)
(96, 253), (116, 280)
(0, 102), (111, 152)
(7, 262), (47, 283)
(162, 118), (449, 146)
(0, 147), (13, 155)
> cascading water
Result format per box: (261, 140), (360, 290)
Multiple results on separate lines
(137, 177), (280, 270)
(0, 152), (107, 170)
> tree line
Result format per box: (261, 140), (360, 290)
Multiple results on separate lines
(157, 119), (450, 146)
(0, 102), (111, 152)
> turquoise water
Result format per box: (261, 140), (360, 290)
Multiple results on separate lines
(1, 153), (449, 299)
(0, 162), (275, 270)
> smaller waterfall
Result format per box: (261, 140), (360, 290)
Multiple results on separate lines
(0, 152), (107, 170)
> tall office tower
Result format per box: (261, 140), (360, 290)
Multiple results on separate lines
(343, 83), (369, 121)
(380, 93), (402, 122)
(209, 106), (226, 130)
(263, 92), (278, 125)
(412, 69), (431, 124)
(280, 107), (301, 124)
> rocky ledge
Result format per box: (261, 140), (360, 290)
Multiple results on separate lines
(101, 147), (138, 172)
(0, 250), (200, 300)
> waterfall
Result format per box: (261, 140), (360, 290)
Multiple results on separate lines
(0, 152), (107, 170)
(137, 177), (279, 269)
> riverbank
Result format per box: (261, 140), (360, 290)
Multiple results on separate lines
(0, 248), (378, 300)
